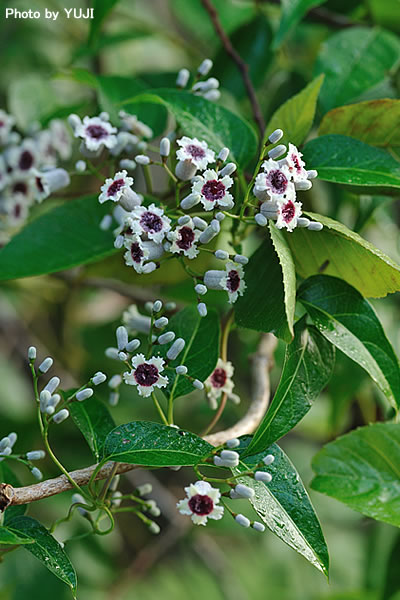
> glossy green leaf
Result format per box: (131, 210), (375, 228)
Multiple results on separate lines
(8, 516), (77, 594)
(0, 463), (27, 524)
(0, 526), (34, 545)
(158, 306), (220, 399)
(235, 223), (296, 342)
(102, 421), (213, 466)
(213, 15), (272, 98)
(311, 423), (400, 527)
(70, 397), (115, 461)
(315, 27), (400, 113)
(298, 274), (400, 410)
(284, 211), (400, 298)
(264, 75), (324, 148)
(245, 318), (335, 456)
(319, 99), (400, 148)
(273, 0), (326, 48)
(123, 89), (258, 167)
(235, 438), (329, 575)
(0, 195), (116, 281)
(302, 135), (400, 194)
(88, 0), (120, 46)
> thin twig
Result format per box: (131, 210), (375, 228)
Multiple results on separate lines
(200, 0), (265, 140)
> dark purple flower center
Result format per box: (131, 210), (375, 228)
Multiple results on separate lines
(188, 494), (214, 516)
(291, 154), (302, 172)
(211, 368), (227, 389)
(201, 179), (225, 203)
(108, 178), (125, 197)
(281, 200), (296, 223)
(35, 177), (45, 193)
(13, 181), (28, 195)
(140, 211), (163, 233)
(86, 124), (108, 140)
(0, 121), (4, 127)
(19, 150), (34, 171)
(268, 169), (287, 194)
(134, 363), (159, 387)
(177, 226), (195, 251)
(227, 269), (240, 293)
(186, 144), (205, 160)
(13, 203), (22, 218)
(130, 242), (144, 264)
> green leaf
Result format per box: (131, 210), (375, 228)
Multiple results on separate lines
(235, 438), (329, 575)
(245, 318), (335, 456)
(158, 306), (220, 399)
(69, 397), (115, 461)
(213, 15), (272, 98)
(0, 526), (34, 545)
(284, 211), (400, 298)
(302, 135), (400, 194)
(8, 516), (77, 594)
(383, 533), (400, 600)
(319, 99), (400, 148)
(315, 27), (400, 113)
(273, 0), (326, 48)
(298, 274), (400, 410)
(264, 75), (324, 147)
(8, 74), (59, 130)
(102, 421), (213, 466)
(123, 89), (258, 167)
(0, 195), (116, 281)
(88, 0), (120, 46)
(311, 423), (400, 527)
(235, 223), (296, 342)
(0, 463), (27, 524)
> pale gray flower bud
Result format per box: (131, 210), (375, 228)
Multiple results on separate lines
(307, 169), (318, 179)
(147, 499), (161, 517)
(193, 379), (204, 390)
(176, 68), (190, 88)
(149, 522), (160, 535)
(268, 144), (286, 160)
(142, 262), (157, 274)
(255, 213), (268, 227)
(44, 377), (60, 395)
(199, 220), (220, 244)
(253, 521), (266, 532)
(8, 433), (17, 447)
(105, 347), (119, 360)
(167, 338), (185, 360)
(28, 346), (37, 361)
(120, 188), (142, 212)
(109, 391), (119, 406)
(67, 114), (81, 131)
(76, 388), (93, 402)
(215, 250), (229, 260)
(160, 137), (170, 157)
(126, 339), (141, 352)
(197, 302), (207, 317)
(137, 483), (153, 496)
(92, 372), (107, 385)
(155, 317), (169, 328)
(158, 331), (176, 345)
(204, 270), (224, 290)
(255, 471), (272, 483)
(268, 129), (283, 144)
(235, 484), (255, 499)
(31, 467), (43, 480)
(75, 160), (86, 172)
(53, 409), (69, 424)
(198, 58), (213, 76)
(263, 454), (275, 466)
(194, 283), (207, 295)
(38, 357), (53, 374)
(26, 450), (45, 461)
(296, 217), (310, 228)
(176, 159), (197, 181)
(135, 154), (150, 165)
(175, 365), (188, 375)
(119, 159), (136, 170)
(118, 351), (128, 361)
(178, 215), (191, 226)
(215, 212), (225, 221)
(165, 302), (177, 311)
(218, 147), (229, 162)
(226, 438), (240, 449)
(308, 221), (323, 231)
(220, 450), (239, 462)
(114, 235), (124, 249)
(220, 162), (236, 177)
(192, 216), (207, 230)
(100, 214), (113, 230)
(39, 390), (51, 412)
(153, 300), (163, 313)
(234, 254), (248, 265)
(116, 325), (129, 350)
(235, 514), (250, 528)
(99, 111), (110, 121)
(109, 374), (122, 389)
(180, 192), (201, 210)
(295, 179), (312, 191)
(0, 438), (10, 451)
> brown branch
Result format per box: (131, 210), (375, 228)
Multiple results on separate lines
(200, 0), (265, 140)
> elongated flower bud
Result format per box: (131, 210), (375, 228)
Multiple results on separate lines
(235, 514), (250, 528)
(167, 338), (185, 360)
(176, 68), (190, 88)
(38, 357), (53, 374)
(76, 388), (93, 402)
(268, 144), (286, 159)
(268, 129), (283, 144)
(26, 450), (45, 461)
(198, 58), (213, 76)
(175, 159), (197, 181)
(53, 409), (69, 424)
(158, 331), (175, 345)
(220, 162), (236, 177)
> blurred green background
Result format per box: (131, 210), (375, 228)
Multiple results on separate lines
(1, 0), (400, 598)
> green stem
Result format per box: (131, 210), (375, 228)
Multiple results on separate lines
(143, 165), (153, 194)
(152, 393), (169, 426)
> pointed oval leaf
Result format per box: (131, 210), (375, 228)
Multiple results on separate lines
(69, 396), (116, 461)
(302, 135), (400, 194)
(235, 223), (296, 342)
(0, 526), (34, 545)
(284, 211), (400, 298)
(298, 274), (400, 410)
(102, 421), (213, 466)
(273, 0), (326, 48)
(8, 516), (77, 594)
(245, 318), (335, 456)
(311, 423), (400, 527)
(0, 463), (27, 524)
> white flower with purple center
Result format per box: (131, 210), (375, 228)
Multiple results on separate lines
(176, 136), (215, 171)
(168, 219), (201, 259)
(220, 262), (246, 303)
(75, 116), (117, 152)
(123, 234), (163, 273)
(177, 481), (224, 526)
(123, 354), (168, 397)
(276, 195), (302, 232)
(254, 159), (291, 201)
(192, 169), (234, 211)
(129, 203), (171, 244)
(0, 110), (15, 145)
(205, 358), (235, 407)
(285, 143), (307, 182)
(3, 193), (31, 227)
(7, 139), (38, 175)
(8, 175), (35, 202)
(99, 170), (134, 204)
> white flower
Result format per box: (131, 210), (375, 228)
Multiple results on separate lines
(74, 116), (117, 152)
(192, 169), (234, 211)
(276, 196), (302, 232)
(0, 110), (15, 145)
(205, 358), (236, 408)
(128, 203), (171, 243)
(7, 139), (38, 175)
(36, 129), (58, 167)
(168, 219), (201, 259)
(254, 159), (291, 200)
(49, 119), (72, 161)
(123, 354), (168, 397)
(122, 304), (151, 334)
(285, 143), (308, 182)
(7, 175), (36, 202)
(177, 480), (224, 526)
(220, 262), (246, 303)
(176, 136), (215, 170)
(119, 111), (153, 139)
(99, 170), (134, 204)
(2, 193), (31, 227)
(0, 156), (10, 191)
(123, 234), (163, 273)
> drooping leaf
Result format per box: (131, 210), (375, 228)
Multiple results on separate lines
(284, 211), (400, 298)
(0, 526), (34, 545)
(158, 306), (220, 399)
(273, 0), (326, 48)
(8, 516), (77, 595)
(235, 223), (296, 342)
(88, 0), (120, 46)
(0, 195), (116, 281)
(245, 318), (335, 456)
(69, 397), (115, 461)
(264, 75), (324, 147)
(235, 438), (329, 575)
(0, 463), (27, 524)
(102, 421), (213, 466)
(319, 99), (400, 148)
(311, 423), (400, 527)
(298, 274), (400, 410)
(315, 27), (400, 113)
(122, 89), (258, 167)
(302, 135), (400, 194)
